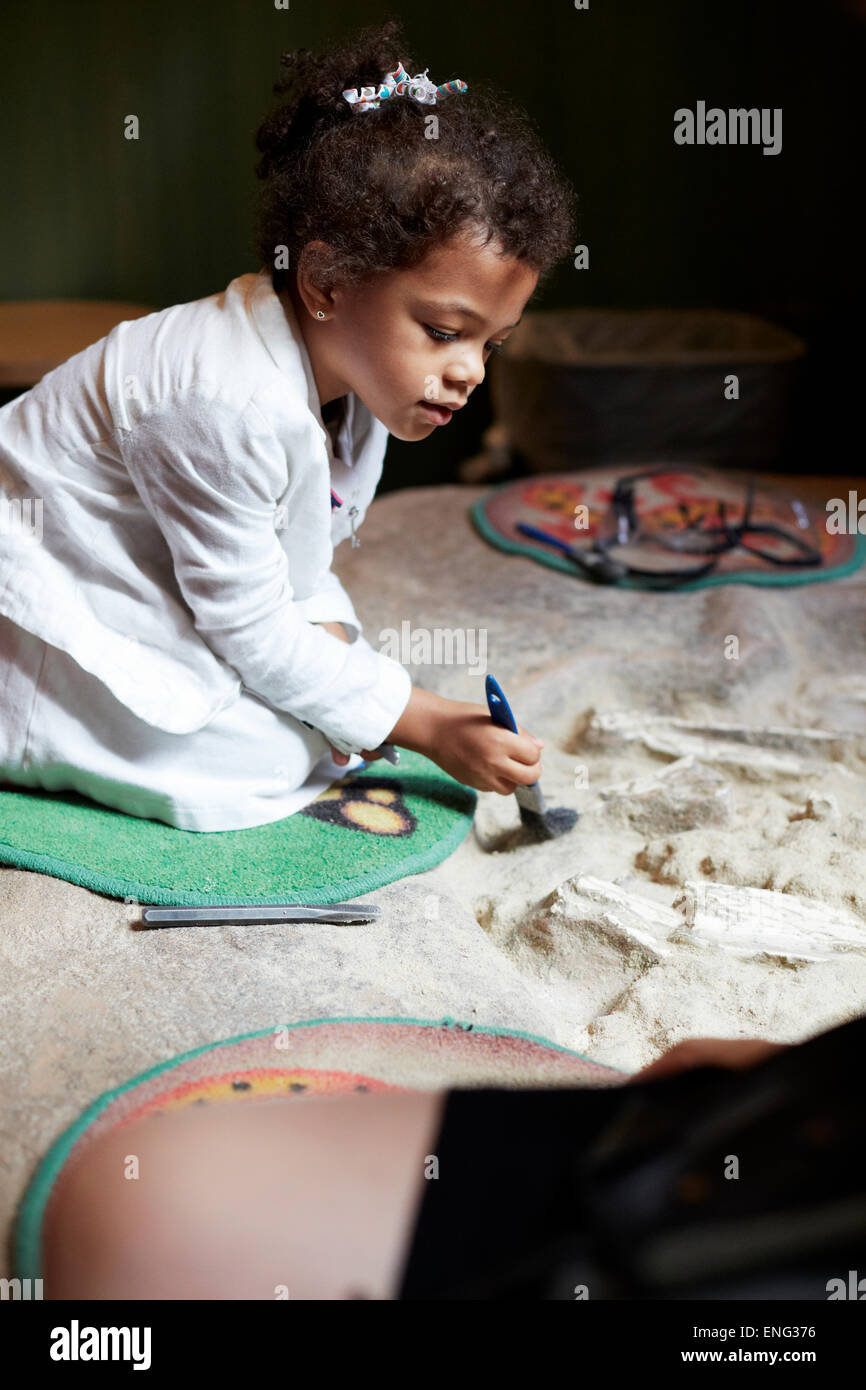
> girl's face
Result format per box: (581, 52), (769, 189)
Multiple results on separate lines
(288, 231), (539, 441)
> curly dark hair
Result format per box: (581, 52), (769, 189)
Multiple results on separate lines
(252, 18), (575, 298)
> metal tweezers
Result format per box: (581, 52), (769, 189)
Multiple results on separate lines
(140, 902), (381, 927)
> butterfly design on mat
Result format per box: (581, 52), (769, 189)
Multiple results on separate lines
(521, 479), (586, 518)
(300, 774), (418, 837)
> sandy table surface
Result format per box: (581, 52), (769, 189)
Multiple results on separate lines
(1, 474), (864, 1274)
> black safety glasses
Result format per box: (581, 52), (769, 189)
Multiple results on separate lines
(518, 468), (823, 589)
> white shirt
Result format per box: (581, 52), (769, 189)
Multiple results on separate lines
(0, 269), (412, 757)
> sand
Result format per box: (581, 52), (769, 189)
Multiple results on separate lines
(343, 481), (866, 1074)
(1, 478), (865, 1275)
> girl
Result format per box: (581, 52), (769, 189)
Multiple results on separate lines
(0, 19), (574, 832)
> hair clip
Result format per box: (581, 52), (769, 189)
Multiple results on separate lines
(342, 60), (468, 114)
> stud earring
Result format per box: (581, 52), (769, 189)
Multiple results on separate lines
(316, 310), (326, 320)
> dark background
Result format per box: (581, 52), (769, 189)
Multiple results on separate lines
(2, 0), (862, 489)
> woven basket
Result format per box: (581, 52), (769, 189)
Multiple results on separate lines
(487, 308), (806, 476)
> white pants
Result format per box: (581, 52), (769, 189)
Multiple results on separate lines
(0, 614), (366, 832)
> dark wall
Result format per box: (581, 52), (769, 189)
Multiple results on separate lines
(2, 0), (861, 484)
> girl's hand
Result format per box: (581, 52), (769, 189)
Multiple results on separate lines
(439, 701), (544, 793)
(315, 642), (544, 786)
(314, 620), (351, 644)
(329, 745), (387, 767)
(395, 693), (544, 794)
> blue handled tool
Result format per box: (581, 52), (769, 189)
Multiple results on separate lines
(485, 675), (578, 841)
(516, 522), (627, 583)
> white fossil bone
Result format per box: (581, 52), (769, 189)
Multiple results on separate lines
(672, 881), (866, 962)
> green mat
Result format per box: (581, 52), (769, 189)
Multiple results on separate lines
(0, 751), (477, 905)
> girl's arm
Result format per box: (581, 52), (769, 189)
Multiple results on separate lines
(313, 620), (453, 765)
(313, 620), (350, 643)
(119, 385), (412, 758)
(313, 621), (354, 764)
(313, 620), (541, 787)
(120, 394), (541, 793)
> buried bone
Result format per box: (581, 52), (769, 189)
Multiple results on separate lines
(671, 881), (866, 962)
(599, 755), (734, 833)
(584, 710), (858, 776)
